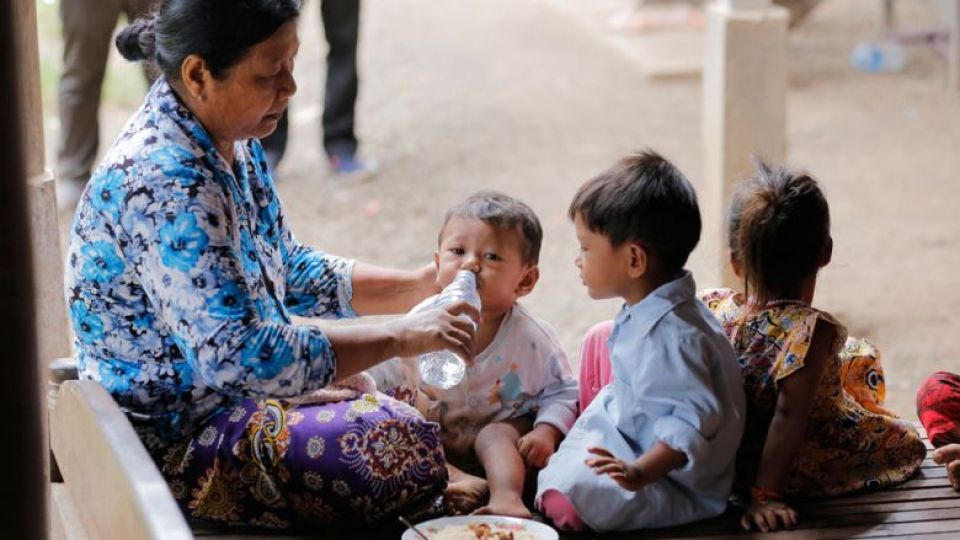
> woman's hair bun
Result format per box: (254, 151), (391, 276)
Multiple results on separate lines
(115, 17), (157, 61)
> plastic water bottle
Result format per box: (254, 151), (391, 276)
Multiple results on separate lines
(850, 41), (906, 73)
(417, 270), (480, 389)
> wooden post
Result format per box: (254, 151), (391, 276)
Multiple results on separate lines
(1, 0), (47, 536)
(12, 0), (72, 367)
(702, 0), (788, 287)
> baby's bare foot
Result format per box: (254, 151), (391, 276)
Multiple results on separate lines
(472, 495), (532, 519)
(444, 473), (489, 515)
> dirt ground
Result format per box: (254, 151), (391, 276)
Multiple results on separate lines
(46, 0), (960, 419)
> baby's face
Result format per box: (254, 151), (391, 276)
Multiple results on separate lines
(436, 217), (536, 315)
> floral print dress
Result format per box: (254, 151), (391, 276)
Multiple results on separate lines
(699, 288), (925, 497)
(65, 78), (447, 528)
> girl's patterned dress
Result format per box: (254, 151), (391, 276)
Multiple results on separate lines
(700, 288), (925, 497)
(65, 78), (446, 528)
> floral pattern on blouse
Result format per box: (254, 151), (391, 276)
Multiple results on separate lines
(65, 78), (356, 446)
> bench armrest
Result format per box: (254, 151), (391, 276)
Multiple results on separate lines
(50, 380), (192, 539)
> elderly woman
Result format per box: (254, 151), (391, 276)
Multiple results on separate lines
(65, 0), (475, 528)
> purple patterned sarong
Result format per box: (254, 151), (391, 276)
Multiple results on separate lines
(153, 393), (447, 529)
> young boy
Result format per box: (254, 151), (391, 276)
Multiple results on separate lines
(535, 151), (746, 532)
(368, 191), (578, 518)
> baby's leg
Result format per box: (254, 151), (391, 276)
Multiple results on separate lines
(444, 462), (489, 515)
(473, 418), (534, 518)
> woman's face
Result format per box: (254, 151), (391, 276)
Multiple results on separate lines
(202, 20), (299, 144)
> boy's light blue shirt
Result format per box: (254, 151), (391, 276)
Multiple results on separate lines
(537, 271), (746, 531)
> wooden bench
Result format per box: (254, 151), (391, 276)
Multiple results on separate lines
(49, 378), (960, 539)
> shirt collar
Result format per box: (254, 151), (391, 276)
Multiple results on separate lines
(613, 270), (696, 330)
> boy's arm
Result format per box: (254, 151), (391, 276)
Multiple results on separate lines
(586, 442), (686, 491)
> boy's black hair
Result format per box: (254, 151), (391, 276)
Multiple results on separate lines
(568, 150), (701, 273)
(441, 191), (543, 264)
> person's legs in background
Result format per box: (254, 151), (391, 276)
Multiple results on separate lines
(321, 0), (377, 177)
(57, 0), (157, 209)
(57, 0), (123, 208)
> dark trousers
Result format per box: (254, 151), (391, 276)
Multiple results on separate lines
(263, 0), (360, 165)
(58, 0), (157, 184)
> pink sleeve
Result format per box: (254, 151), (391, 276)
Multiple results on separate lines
(578, 320), (615, 412)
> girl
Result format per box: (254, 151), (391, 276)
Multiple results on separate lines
(701, 161), (926, 532)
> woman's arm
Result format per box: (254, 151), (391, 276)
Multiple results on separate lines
(323, 301), (479, 381)
(348, 261), (440, 316)
(742, 318), (835, 532)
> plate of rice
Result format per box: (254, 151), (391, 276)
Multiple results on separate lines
(400, 515), (558, 540)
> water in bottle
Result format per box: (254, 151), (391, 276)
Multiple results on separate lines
(418, 270), (481, 389)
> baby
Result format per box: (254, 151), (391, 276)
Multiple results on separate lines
(369, 191), (577, 518)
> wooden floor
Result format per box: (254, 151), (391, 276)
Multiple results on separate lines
(196, 426), (960, 540)
(565, 426), (960, 540)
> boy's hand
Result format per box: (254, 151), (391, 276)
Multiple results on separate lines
(585, 447), (645, 491)
(517, 424), (562, 469)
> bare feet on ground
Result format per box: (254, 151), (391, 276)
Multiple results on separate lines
(472, 495), (533, 519)
(445, 471), (489, 515)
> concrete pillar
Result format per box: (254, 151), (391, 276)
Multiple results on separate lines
(702, 0), (788, 287)
(12, 0), (72, 366)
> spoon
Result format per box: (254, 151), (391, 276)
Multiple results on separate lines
(398, 515), (430, 540)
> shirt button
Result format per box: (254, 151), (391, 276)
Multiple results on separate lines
(468, 397), (479, 408)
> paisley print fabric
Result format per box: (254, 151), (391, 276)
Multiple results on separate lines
(699, 288), (925, 497)
(156, 395), (447, 527)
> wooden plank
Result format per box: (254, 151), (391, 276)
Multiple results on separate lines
(889, 477), (953, 490)
(49, 381), (192, 540)
(801, 497), (960, 517)
(797, 507), (960, 529)
(795, 486), (960, 507)
(861, 533), (960, 539)
(682, 518), (960, 540)
(50, 483), (89, 540)
(915, 466), (948, 479)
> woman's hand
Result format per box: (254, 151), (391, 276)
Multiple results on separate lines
(585, 447), (645, 491)
(392, 300), (481, 360)
(517, 424), (562, 469)
(740, 499), (798, 532)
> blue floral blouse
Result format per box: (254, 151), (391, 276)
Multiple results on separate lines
(65, 78), (356, 446)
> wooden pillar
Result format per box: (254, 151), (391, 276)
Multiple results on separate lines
(2, 0), (48, 536)
(702, 0), (788, 287)
(12, 0), (72, 366)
